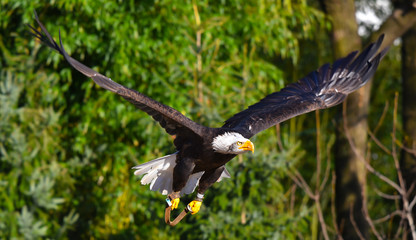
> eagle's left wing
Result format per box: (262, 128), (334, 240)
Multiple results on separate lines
(223, 35), (388, 138)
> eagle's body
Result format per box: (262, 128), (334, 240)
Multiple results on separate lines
(133, 128), (243, 196)
(30, 11), (388, 217)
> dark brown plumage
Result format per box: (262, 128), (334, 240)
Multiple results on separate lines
(223, 37), (388, 138)
(29, 10), (387, 216)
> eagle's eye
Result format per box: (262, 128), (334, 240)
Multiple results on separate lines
(236, 141), (243, 146)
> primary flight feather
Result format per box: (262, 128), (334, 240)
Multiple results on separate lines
(29, 11), (388, 219)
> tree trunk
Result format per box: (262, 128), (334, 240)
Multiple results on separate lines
(322, 0), (369, 238)
(321, 1), (416, 238)
(401, 23), (416, 239)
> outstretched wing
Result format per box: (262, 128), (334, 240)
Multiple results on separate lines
(223, 35), (388, 138)
(29, 11), (207, 138)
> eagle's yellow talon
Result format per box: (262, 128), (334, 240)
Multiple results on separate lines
(171, 198), (180, 210)
(188, 200), (202, 215)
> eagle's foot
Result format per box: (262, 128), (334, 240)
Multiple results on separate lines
(187, 200), (202, 215)
(167, 192), (180, 210)
(187, 193), (204, 215)
(171, 198), (180, 209)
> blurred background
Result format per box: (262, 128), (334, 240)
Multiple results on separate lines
(1, 0), (416, 239)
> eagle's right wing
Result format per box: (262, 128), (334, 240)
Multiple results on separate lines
(29, 11), (207, 138)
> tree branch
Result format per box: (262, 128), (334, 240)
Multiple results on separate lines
(371, 7), (416, 47)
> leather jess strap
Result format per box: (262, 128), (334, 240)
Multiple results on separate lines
(165, 204), (189, 226)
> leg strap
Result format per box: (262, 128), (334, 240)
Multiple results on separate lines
(164, 193), (204, 226)
(165, 197), (189, 226)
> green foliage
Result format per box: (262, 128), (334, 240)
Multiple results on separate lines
(0, 43), (76, 238)
(0, 0), (402, 239)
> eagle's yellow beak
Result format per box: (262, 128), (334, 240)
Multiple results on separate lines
(238, 140), (254, 153)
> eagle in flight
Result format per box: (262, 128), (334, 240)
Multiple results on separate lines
(30, 11), (387, 220)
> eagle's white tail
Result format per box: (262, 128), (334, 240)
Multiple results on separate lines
(133, 152), (231, 196)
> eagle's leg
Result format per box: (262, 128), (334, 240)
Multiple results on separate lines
(187, 166), (225, 215)
(169, 157), (195, 210)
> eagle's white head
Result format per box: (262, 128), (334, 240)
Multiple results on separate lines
(212, 132), (254, 154)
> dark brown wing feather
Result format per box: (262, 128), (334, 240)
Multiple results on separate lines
(29, 11), (207, 138)
(223, 35), (388, 138)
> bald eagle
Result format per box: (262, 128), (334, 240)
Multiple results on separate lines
(29, 11), (387, 218)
